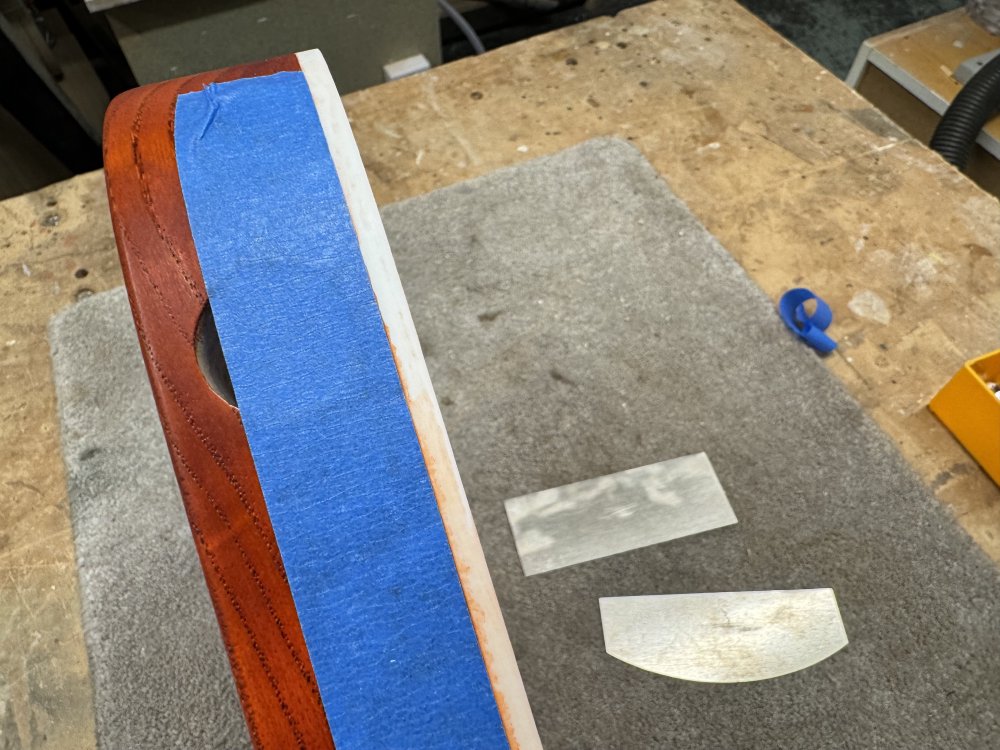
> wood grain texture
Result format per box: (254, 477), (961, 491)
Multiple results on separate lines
(102, 56), (335, 750)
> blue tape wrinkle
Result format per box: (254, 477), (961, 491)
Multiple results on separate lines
(196, 83), (223, 140)
(778, 288), (837, 353)
(174, 71), (508, 750)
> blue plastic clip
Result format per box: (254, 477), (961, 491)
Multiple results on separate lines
(778, 288), (837, 353)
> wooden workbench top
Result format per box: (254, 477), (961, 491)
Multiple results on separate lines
(3, 2), (999, 746)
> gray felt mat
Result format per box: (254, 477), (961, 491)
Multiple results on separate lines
(53, 138), (1000, 748)
(50, 287), (251, 750)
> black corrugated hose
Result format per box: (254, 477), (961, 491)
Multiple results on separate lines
(930, 52), (1000, 171)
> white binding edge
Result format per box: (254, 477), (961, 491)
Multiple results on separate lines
(297, 50), (542, 749)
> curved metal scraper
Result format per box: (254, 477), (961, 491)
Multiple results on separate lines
(600, 589), (848, 683)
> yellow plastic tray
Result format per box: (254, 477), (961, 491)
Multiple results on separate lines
(929, 349), (1000, 486)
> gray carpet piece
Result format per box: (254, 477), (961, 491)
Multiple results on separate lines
(51, 138), (1000, 748)
(50, 287), (251, 750)
(385, 138), (1000, 749)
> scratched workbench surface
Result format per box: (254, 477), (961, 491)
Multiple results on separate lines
(2, 2), (999, 746)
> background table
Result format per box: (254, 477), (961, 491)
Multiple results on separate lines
(3, 2), (1000, 746)
(849, 9), (1000, 196)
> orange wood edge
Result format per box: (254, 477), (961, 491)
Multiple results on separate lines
(102, 56), (335, 750)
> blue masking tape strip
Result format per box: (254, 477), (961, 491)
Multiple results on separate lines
(174, 72), (508, 750)
(778, 288), (837, 353)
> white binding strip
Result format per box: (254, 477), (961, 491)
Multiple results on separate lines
(601, 589), (848, 683)
(297, 49), (542, 749)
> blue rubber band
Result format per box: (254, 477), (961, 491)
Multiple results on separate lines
(778, 288), (837, 353)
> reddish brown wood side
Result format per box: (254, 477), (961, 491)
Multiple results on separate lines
(103, 57), (335, 750)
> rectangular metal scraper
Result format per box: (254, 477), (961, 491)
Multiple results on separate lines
(504, 452), (737, 576)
